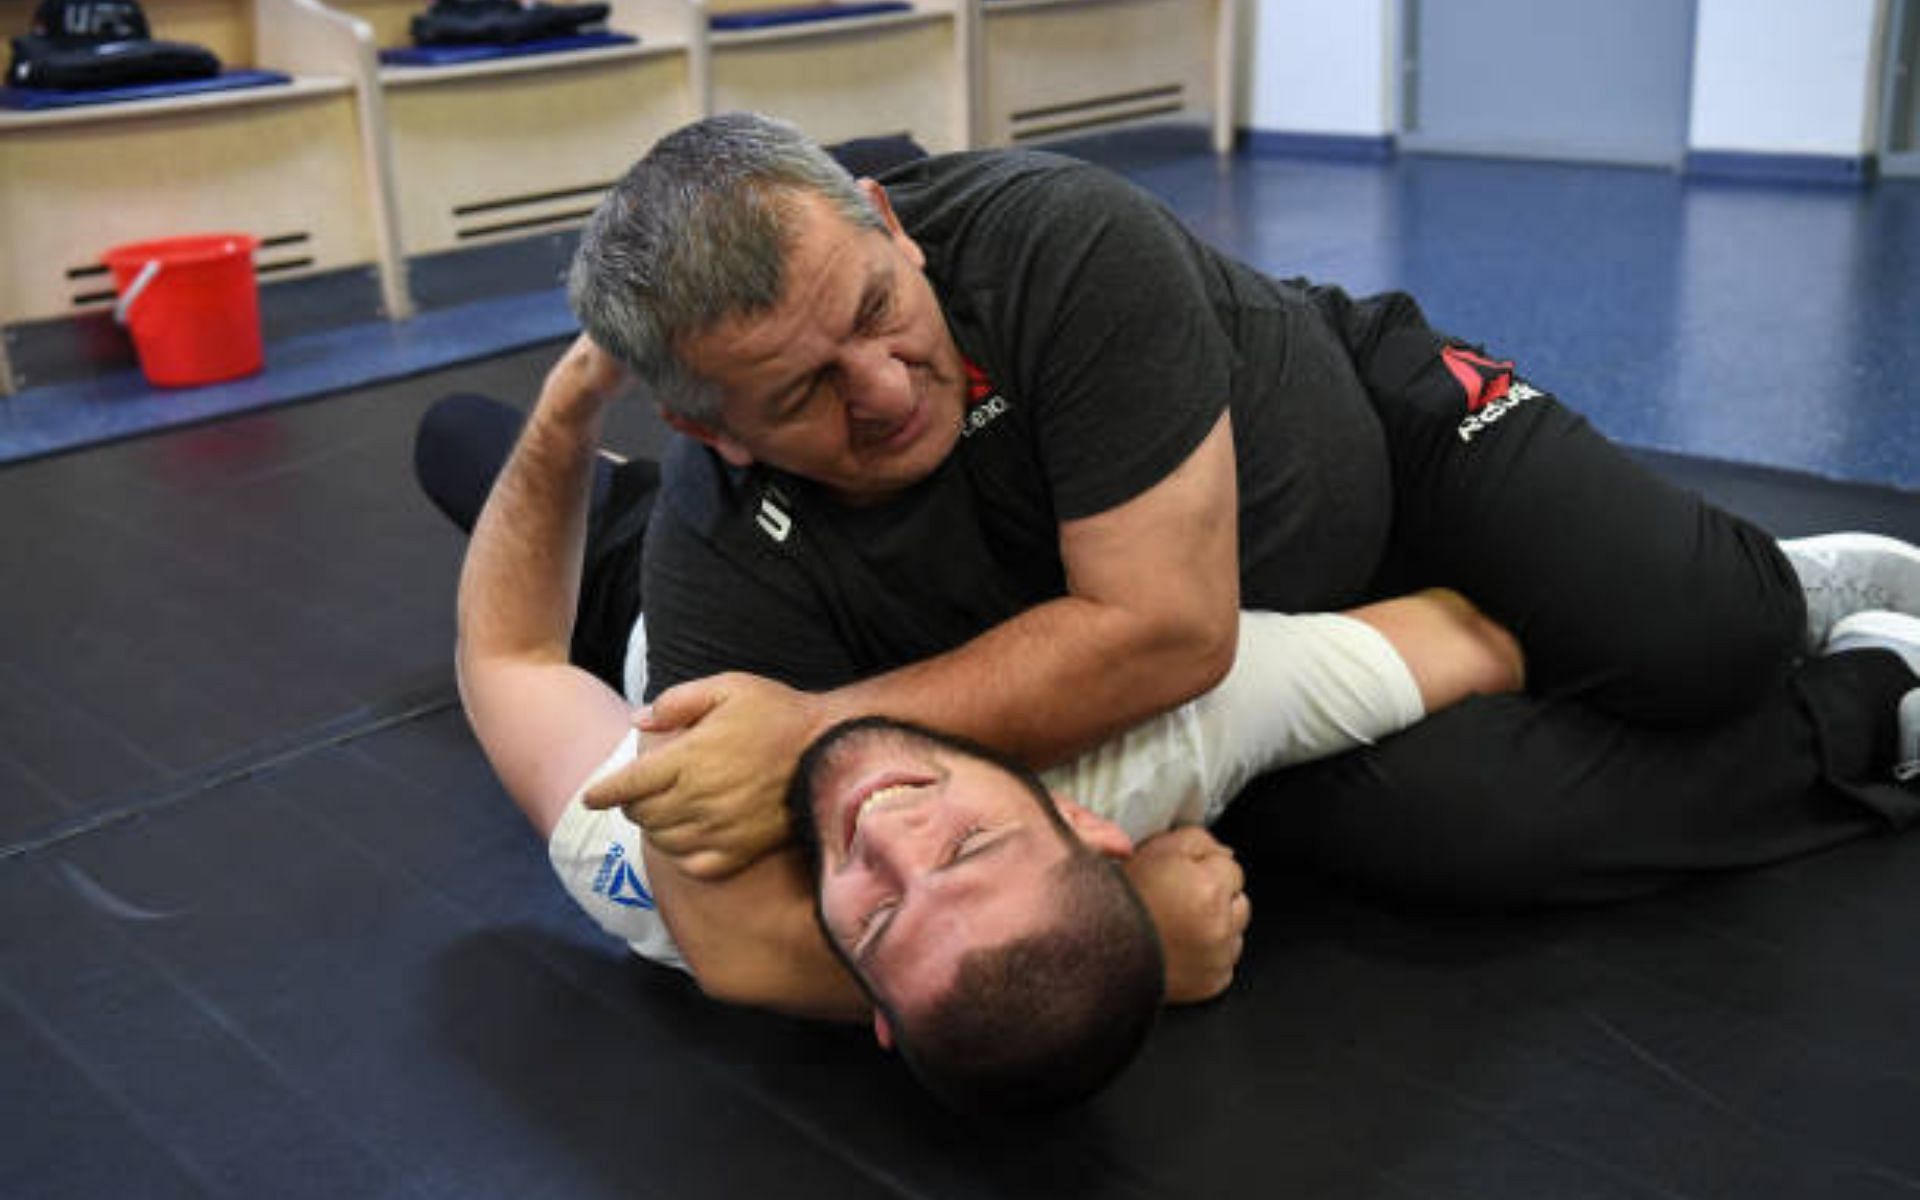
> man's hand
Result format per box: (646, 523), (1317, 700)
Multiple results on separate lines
(582, 673), (832, 879)
(1122, 826), (1251, 1004)
(544, 332), (632, 414)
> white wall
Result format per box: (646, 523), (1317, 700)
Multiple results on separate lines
(1245, 0), (1394, 136)
(1688, 0), (1888, 156)
(1242, 0), (1891, 160)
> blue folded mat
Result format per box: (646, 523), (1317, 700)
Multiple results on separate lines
(379, 31), (637, 66)
(709, 2), (913, 30)
(0, 69), (291, 112)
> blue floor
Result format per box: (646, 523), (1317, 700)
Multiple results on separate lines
(4, 130), (1916, 489)
(0, 291), (577, 465)
(1142, 150), (1920, 492)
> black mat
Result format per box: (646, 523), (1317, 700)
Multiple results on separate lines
(4, 345), (1919, 1199)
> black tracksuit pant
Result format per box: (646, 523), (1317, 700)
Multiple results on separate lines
(1213, 291), (1920, 906)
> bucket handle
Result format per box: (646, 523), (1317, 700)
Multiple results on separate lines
(113, 260), (163, 326)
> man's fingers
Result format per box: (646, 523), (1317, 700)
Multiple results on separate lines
(645, 819), (716, 860)
(1138, 826), (1236, 866)
(674, 848), (742, 880)
(581, 756), (678, 811)
(645, 814), (748, 860)
(1200, 953), (1240, 1001)
(553, 332), (631, 402)
(638, 678), (726, 733)
(1155, 826), (1222, 859)
(618, 788), (719, 838)
(1202, 851), (1245, 897)
(1177, 827), (1234, 862)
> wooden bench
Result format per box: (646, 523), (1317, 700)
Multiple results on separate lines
(697, 0), (973, 152)
(325, 0), (697, 259)
(979, 0), (1236, 153)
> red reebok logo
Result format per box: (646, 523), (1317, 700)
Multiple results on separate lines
(962, 358), (997, 406)
(1441, 345), (1516, 413)
(960, 358), (1009, 439)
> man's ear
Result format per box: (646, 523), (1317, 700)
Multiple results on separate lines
(659, 406), (754, 468)
(1053, 794), (1134, 860)
(872, 1007), (895, 1051)
(856, 177), (925, 270)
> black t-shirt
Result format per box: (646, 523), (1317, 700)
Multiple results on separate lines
(640, 151), (1394, 698)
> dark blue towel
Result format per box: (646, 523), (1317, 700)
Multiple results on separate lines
(709, 2), (913, 31)
(0, 69), (290, 112)
(378, 31), (637, 66)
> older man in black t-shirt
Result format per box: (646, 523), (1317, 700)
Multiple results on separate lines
(547, 111), (1917, 911)
(634, 146), (1393, 700)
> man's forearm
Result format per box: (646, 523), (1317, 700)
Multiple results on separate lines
(781, 412), (1241, 769)
(456, 342), (620, 667)
(814, 416), (1242, 769)
(818, 591), (1237, 770)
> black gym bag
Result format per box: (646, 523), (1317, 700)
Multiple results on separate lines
(8, 0), (220, 90)
(410, 0), (613, 46)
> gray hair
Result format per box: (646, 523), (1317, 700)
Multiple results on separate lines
(568, 112), (884, 425)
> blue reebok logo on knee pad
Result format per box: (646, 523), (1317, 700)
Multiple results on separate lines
(590, 841), (656, 910)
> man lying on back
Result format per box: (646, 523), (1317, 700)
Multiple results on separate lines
(451, 333), (1533, 1106)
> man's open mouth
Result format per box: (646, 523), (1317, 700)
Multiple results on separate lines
(842, 774), (935, 855)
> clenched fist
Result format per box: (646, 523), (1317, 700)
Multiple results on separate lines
(1123, 826), (1251, 1004)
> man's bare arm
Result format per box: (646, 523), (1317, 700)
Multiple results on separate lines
(832, 412), (1242, 757)
(456, 338), (635, 835)
(453, 336), (872, 1019)
(644, 842), (868, 1020)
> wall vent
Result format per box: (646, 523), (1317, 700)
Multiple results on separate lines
(452, 182), (613, 242)
(1010, 83), (1187, 142)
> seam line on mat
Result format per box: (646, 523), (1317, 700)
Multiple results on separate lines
(0, 685), (460, 862)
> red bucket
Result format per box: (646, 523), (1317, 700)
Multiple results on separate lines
(103, 234), (263, 388)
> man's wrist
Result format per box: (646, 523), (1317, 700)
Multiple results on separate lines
(797, 689), (853, 756)
(777, 687), (877, 786)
